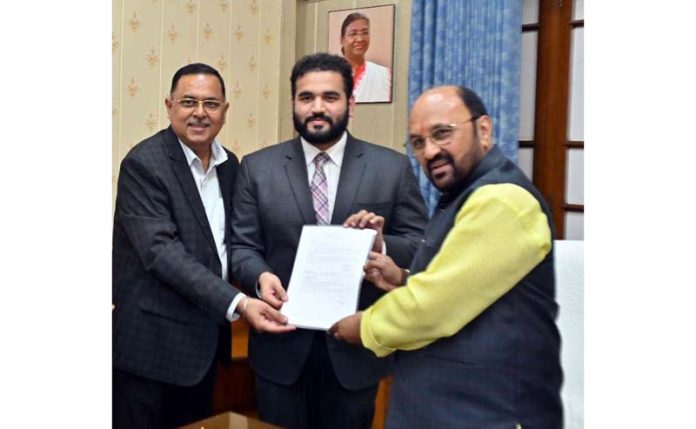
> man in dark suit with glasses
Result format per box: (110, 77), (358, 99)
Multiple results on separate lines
(112, 63), (294, 429)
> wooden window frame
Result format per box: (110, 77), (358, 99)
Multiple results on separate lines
(531, 0), (584, 238)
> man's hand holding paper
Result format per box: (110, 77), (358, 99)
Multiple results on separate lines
(343, 210), (385, 253)
(364, 252), (404, 292)
(329, 312), (363, 345)
(257, 271), (288, 309)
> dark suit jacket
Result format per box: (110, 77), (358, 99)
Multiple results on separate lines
(231, 134), (427, 390)
(113, 126), (240, 387)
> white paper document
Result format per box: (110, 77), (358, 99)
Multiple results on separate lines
(281, 225), (376, 330)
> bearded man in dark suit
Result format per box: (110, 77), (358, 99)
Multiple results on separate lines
(231, 53), (428, 429)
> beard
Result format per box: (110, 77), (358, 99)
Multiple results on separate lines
(425, 151), (458, 192)
(293, 109), (349, 146)
(425, 135), (484, 193)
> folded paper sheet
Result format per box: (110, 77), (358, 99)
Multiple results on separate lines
(281, 226), (376, 330)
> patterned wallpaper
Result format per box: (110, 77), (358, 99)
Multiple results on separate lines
(113, 0), (412, 206)
(112, 0), (290, 200)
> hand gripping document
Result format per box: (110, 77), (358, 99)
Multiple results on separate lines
(281, 226), (376, 330)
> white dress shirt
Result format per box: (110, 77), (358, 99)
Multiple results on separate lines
(179, 140), (244, 322)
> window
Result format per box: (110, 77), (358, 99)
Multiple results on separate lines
(518, 0), (584, 239)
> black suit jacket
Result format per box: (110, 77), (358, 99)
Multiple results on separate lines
(231, 134), (427, 389)
(113, 126), (240, 386)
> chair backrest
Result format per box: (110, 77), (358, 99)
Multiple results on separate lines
(554, 240), (584, 429)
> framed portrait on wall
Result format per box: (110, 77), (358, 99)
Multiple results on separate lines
(328, 4), (395, 104)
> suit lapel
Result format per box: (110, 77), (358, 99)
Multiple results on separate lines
(284, 139), (316, 225)
(331, 134), (366, 224)
(164, 127), (217, 251)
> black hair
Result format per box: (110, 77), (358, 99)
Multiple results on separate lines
(455, 86), (489, 118)
(170, 63), (226, 98)
(290, 53), (354, 100)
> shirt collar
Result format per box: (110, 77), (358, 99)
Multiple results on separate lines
(178, 139), (228, 169)
(301, 131), (347, 167)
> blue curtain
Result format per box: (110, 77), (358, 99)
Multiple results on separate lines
(407, 0), (523, 214)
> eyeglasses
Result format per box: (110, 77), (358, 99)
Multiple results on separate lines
(175, 98), (225, 112)
(408, 116), (480, 152)
(345, 30), (370, 40)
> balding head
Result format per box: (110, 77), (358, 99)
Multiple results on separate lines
(412, 85), (489, 123)
(408, 85), (493, 192)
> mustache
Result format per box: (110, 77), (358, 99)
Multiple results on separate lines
(304, 114), (333, 126)
(427, 152), (453, 174)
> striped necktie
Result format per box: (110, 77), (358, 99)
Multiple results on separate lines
(311, 152), (330, 225)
